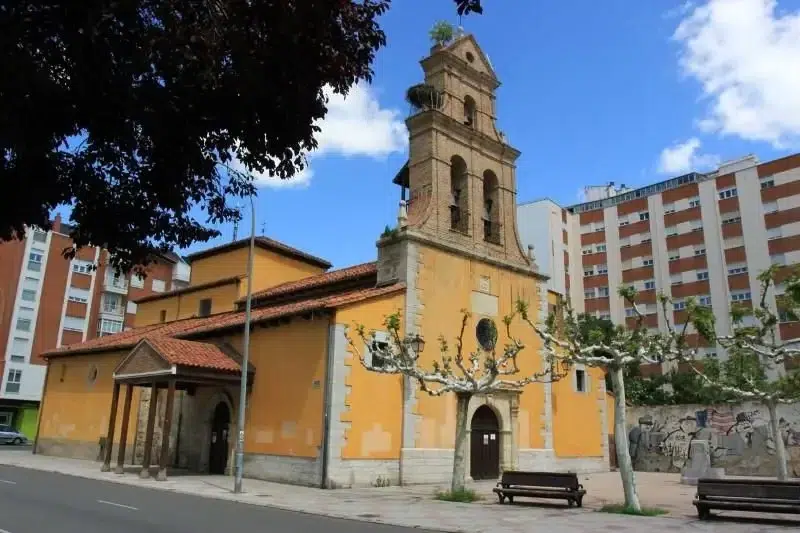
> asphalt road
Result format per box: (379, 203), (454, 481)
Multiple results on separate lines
(0, 466), (439, 533)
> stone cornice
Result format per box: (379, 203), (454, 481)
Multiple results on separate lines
(377, 229), (548, 281)
(406, 110), (521, 164)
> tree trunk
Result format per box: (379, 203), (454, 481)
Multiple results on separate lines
(766, 400), (789, 481)
(610, 367), (642, 512)
(451, 392), (471, 493)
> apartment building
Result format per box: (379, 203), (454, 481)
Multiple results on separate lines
(0, 215), (190, 436)
(518, 153), (800, 364)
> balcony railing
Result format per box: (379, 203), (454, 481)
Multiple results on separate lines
(102, 302), (124, 315)
(104, 275), (129, 291)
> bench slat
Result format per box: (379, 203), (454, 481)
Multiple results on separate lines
(499, 470), (581, 490)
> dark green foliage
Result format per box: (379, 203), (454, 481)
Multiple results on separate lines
(1, 0), (389, 272)
(454, 0), (484, 15)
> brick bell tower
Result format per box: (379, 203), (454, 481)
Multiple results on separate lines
(386, 31), (534, 274)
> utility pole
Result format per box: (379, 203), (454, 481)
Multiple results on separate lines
(234, 193), (255, 493)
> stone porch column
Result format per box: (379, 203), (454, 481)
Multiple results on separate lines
(101, 382), (120, 472)
(115, 384), (134, 474)
(139, 382), (159, 479)
(156, 380), (176, 481)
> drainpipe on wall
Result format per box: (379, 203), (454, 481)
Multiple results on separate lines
(319, 315), (336, 489)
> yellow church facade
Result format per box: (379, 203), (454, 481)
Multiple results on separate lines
(32, 34), (610, 488)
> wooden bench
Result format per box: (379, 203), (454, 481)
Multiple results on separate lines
(493, 471), (586, 507)
(694, 478), (800, 520)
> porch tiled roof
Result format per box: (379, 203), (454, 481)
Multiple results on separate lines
(241, 262), (377, 304)
(43, 283), (405, 358)
(143, 337), (241, 373)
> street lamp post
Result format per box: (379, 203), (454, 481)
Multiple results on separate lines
(234, 193), (255, 494)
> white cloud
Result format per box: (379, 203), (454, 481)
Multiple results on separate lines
(237, 82), (407, 189)
(658, 137), (720, 174)
(673, 0), (800, 147)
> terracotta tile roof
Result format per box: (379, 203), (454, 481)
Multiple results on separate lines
(143, 337), (241, 373)
(241, 262), (377, 304)
(43, 283), (405, 358)
(133, 275), (242, 304)
(186, 236), (331, 269)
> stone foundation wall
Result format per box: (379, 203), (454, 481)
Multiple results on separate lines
(243, 454), (321, 487)
(36, 437), (136, 464)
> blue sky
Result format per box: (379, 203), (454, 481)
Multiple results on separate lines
(70, 1), (800, 269)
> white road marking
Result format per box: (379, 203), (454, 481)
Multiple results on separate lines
(0, 480), (16, 485)
(97, 500), (139, 511)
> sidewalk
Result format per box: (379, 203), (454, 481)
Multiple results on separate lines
(0, 450), (795, 533)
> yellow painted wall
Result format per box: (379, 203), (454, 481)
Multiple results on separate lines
(335, 292), (405, 460)
(191, 246), (326, 290)
(38, 352), (140, 445)
(412, 245), (545, 450)
(551, 368), (605, 457)
(224, 318), (329, 458)
(134, 282), (240, 327)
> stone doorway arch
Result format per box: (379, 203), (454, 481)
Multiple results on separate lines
(470, 405), (500, 479)
(465, 391), (519, 481)
(199, 389), (236, 475)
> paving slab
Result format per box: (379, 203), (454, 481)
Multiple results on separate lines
(1, 450), (797, 533)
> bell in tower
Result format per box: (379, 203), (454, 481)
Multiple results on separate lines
(390, 27), (532, 270)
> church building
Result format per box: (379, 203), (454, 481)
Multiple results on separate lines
(33, 34), (611, 487)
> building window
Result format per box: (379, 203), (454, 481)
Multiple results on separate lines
(482, 170), (501, 244)
(449, 156), (469, 233)
(476, 318), (498, 351)
(699, 295), (712, 306)
(719, 188), (738, 200)
(643, 258), (654, 266)
(671, 273), (682, 285)
(5, 370), (22, 394)
(639, 212), (650, 221)
(598, 312), (611, 320)
(32, 230), (47, 243)
(721, 214), (741, 225)
(673, 300), (686, 311)
(767, 227), (782, 240)
(771, 254), (786, 266)
(575, 369), (586, 393)
(669, 252), (680, 262)
(463, 95), (477, 127)
(763, 201), (778, 214)
(694, 248), (706, 256)
(728, 264), (748, 275)
(130, 274), (145, 289)
(72, 260), (93, 275)
(159, 310), (167, 323)
(619, 220), (630, 227)
(595, 244), (607, 253)
(198, 298), (212, 317)
(663, 204), (675, 214)
(582, 246), (593, 255)
(625, 307), (636, 317)
(598, 286), (610, 297)
(697, 271), (709, 281)
(761, 179), (775, 189)
(584, 289), (596, 299)
(62, 316), (85, 332)
(731, 291), (752, 302)
(102, 293), (123, 314)
(644, 280), (656, 290)
(583, 268), (595, 277)
(97, 318), (124, 337)
(21, 289), (36, 302)
(126, 301), (138, 314)
(689, 198), (701, 208)
(67, 286), (90, 304)
(367, 334), (391, 369)
(594, 225), (605, 232)
(151, 279), (166, 293)
(16, 318), (31, 332)
(596, 264), (608, 275)
(27, 250), (44, 272)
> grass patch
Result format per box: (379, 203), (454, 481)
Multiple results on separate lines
(599, 503), (668, 516)
(434, 488), (482, 503)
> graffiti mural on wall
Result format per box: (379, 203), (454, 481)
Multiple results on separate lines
(627, 402), (800, 477)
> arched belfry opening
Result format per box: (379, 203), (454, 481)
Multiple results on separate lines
(482, 170), (501, 245)
(470, 405), (500, 480)
(463, 95), (477, 128)
(449, 156), (470, 234)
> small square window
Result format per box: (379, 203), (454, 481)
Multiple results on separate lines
(21, 289), (36, 302)
(575, 369), (586, 393)
(198, 298), (212, 317)
(159, 310), (167, 323)
(643, 258), (654, 267)
(32, 231), (47, 243)
(16, 318), (31, 332)
(644, 280), (656, 290)
(639, 212), (650, 221)
(689, 198), (701, 208)
(598, 287), (610, 297)
(368, 338), (390, 369)
(761, 179), (775, 189)
(697, 271), (709, 281)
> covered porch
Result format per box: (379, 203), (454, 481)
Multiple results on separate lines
(99, 336), (255, 481)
